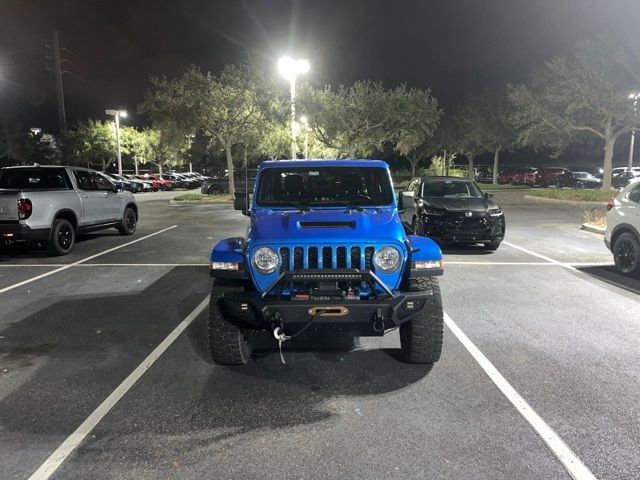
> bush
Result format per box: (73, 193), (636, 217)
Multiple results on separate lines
(419, 155), (467, 178)
(583, 207), (607, 227)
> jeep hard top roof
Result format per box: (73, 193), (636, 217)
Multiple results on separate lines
(258, 159), (390, 169)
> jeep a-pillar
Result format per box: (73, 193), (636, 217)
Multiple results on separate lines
(208, 159), (444, 365)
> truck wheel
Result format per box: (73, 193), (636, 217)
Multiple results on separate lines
(613, 232), (640, 276)
(117, 207), (137, 236)
(47, 218), (75, 256)
(208, 279), (254, 365)
(400, 276), (444, 364)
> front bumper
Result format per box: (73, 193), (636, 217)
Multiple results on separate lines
(221, 289), (433, 336)
(423, 215), (505, 244)
(0, 222), (51, 242)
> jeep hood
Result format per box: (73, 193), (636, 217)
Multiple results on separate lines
(247, 208), (405, 245)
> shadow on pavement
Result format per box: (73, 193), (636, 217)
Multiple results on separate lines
(441, 244), (495, 255)
(576, 265), (640, 295)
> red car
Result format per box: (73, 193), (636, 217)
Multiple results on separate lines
(146, 175), (175, 190)
(498, 167), (538, 185)
(535, 167), (570, 187)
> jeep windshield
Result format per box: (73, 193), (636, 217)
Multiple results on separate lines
(422, 180), (483, 198)
(256, 166), (394, 207)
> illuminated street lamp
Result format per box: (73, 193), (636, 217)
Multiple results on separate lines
(278, 56), (310, 159)
(300, 115), (309, 159)
(628, 93), (640, 170)
(105, 109), (127, 174)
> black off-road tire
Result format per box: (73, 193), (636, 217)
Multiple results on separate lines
(483, 241), (501, 251)
(208, 278), (255, 365)
(399, 276), (444, 364)
(117, 207), (137, 236)
(613, 232), (640, 277)
(47, 218), (75, 256)
(208, 184), (224, 195)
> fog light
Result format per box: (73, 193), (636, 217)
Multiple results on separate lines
(413, 260), (443, 269)
(405, 301), (415, 310)
(210, 261), (240, 270)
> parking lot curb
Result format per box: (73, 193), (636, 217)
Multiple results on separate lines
(581, 223), (606, 235)
(524, 195), (606, 207)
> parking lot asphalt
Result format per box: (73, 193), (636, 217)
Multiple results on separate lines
(1, 189), (638, 480)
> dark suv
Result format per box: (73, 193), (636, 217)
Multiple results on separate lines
(399, 176), (505, 250)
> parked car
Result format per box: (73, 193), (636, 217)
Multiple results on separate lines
(105, 173), (131, 192)
(399, 176), (505, 250)
(147, 175), (174, 190)
(123, 174), (151, 192)
(613, 170), (640, 189)
(535, 167), (570, 187)
(497, 168), (536, 185)
(136, 175), (160, 191)
(474, 168), (493, 183)
(160, 173), (187, 189)
(512, 167), (538, 186)
(208, 159), (444, 365)
(201, 169), (257, 195)
(605, 178), (640, 275)
(0, 165), (138, 255)
(556, 171), (602, 189)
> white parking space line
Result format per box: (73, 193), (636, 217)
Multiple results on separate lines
(0, 226), (177, 294)
(446, 261), (613, 267)
(502, 241), (578, 271)
(0, 263), (208, 267)
(444, 312), (596, 480)
(27, 295), (209, 480)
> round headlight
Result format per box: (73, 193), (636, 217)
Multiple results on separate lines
(373, 246), (401, 273)
(253, 247), (279, 274)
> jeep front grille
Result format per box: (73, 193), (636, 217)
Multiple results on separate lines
(278, 245), (377, 272)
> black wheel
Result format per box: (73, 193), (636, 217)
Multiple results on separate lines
(613, 232), (640, 276)
(483, 241), (501, 251)
(208, 278), (254, 365)
(47, 218), (75, 256)
(208, 184), (223, 195)
(399, 276), (444, 364)
(117, 207), (137, 236)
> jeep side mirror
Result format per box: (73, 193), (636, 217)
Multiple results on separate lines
(234, 194), (249, 215)
(484, 192), (493, 199)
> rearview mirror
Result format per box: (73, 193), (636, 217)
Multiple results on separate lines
(484, 192), (493, 199)
(233, 194), (249, 215)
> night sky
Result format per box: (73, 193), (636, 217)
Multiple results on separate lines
(2, 0), (640, 132)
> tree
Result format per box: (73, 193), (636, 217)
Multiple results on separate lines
(458, 87), (517, 184)
(63, 120), (116, 170)
(393, 86), (442, 176)
(509, 40), (640, 189)
(120, 126), (151, 174)
(145, 129), (191, 174)
(300, 80), (399, 157)
(140, 58), (281, 194)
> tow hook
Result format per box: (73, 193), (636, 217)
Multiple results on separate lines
(372, 308), (385, 333)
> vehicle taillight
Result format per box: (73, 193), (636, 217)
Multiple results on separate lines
(606, 198), (616, 211)
(17, 198), (33, 220)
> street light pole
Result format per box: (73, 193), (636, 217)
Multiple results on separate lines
(628, 93), (639, 170)
(278, 56), (310, 160)
(105, 109), (127, 174)
(300, 116), (309, 159)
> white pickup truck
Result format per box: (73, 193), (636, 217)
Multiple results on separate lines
(0, 165), (138, 255)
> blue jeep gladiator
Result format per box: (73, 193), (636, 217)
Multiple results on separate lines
(208, 159), (444, 365)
